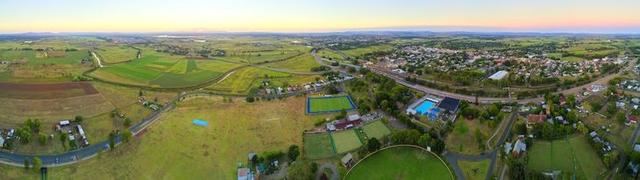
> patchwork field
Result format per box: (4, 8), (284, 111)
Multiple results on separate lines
(90, 51), (242, 88)
(346, 146), (453, 180)
(528, 135), (606, 180)
(307, 95), (356, 114)
(331, 129), (363, 154)
(303, 133), (336, 159)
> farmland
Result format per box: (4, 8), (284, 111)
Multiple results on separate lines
(345, 146), (453, 180)
(90, 50), (242, 88)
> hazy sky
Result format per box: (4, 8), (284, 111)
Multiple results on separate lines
(1, 0), (639, 33)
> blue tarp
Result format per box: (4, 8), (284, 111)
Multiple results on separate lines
(192, 119), (209, 126)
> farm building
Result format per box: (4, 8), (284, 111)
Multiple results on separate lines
(341, 153), (355, 168)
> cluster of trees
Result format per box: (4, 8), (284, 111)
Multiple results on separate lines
(389, 129), (446, 154)
(310, 66), (331, 72)
(586, 135), (620, 168)
(14, 119), (42, 146)
(347, 69), (414, 116)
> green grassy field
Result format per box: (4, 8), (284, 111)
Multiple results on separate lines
(528, 135), (606, 180)
(331, 129), (363, 154)
(0, 96), (325, 179)
(303, 133), (337, 159)
(459, 160), (490, 180)
(346, 146), (453, 180)
(266, 53), (322, 72)
(96, 46), (138, 63)
(206, 66), (291, 94)
(308, 95), (355, 113)
(341, 45), (393, 58)
(91, 53), (241, 88)
(362, 121), (391, 140)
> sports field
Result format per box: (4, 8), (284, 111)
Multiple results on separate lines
(528, 135), (606, 180)
(331, 129), (363, 154)
(307, 95), (356, 114)
(346, 146), (454, 180)
(303, 133), (336, 159)
(362, 121), (391, 140)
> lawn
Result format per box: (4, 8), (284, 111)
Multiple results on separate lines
(362, 121), (392, 140)
(346, 146), (453, 180)
(303, 133), (336, 159)
(528, 135), (607, 180)
(458, 160), (490, 180)
(445, 118), (491, 155)
(307, 95), (356, 113)
(331, 130), (363, 154)
(0, 96), (325, 179)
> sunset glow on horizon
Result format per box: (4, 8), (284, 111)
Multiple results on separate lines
(1, 0), (639, 33)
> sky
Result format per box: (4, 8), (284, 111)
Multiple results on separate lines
(0, 0), (639, 33)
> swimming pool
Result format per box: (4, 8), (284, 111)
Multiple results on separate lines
(415, 100), (436, 115)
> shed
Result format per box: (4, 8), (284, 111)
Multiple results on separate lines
(348, 114), (361, 122)
(341, 153), (354, 168)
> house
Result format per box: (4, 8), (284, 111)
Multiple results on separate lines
(527, 114), (546, 128)
(59, 120), (70, 126)
(348, 114), (361, 122)
(0, 136), (4, 147)
(628, 115), (638, 124)
(504, 142), (513, 154)
(512, 136), (527, 158)
(341, 153), (355, 168)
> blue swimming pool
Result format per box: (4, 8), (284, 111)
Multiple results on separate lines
(192, 119), (209, 127)
(415, 100), (436, 114)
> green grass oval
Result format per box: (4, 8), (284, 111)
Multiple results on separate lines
(345, 146), (454, 180)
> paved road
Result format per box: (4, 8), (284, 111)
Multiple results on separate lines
(0, 92), (186, 167)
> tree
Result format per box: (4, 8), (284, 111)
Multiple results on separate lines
(74, 116), (84, 124)
(367, 138), (381, 152)
(286, 160), (314, 180)
(16, 127), (32, 144)
(32, 157), (42, 172)
(121, 130), (133, 143)
(38, 133), (47, 145)
(59, 133), (68, 150)
(23, 159), (30, 170)
(108, 131), (117, 150)
(616, 112), (626, 124)
(287, 145), (300, 162)
(123, 118), (132, 127)
(417, 134), (432, 148)
(245, 96), (255, 103)
(577, 123), (589, 134)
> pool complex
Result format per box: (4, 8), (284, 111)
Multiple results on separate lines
(415, 100), (436, 114)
